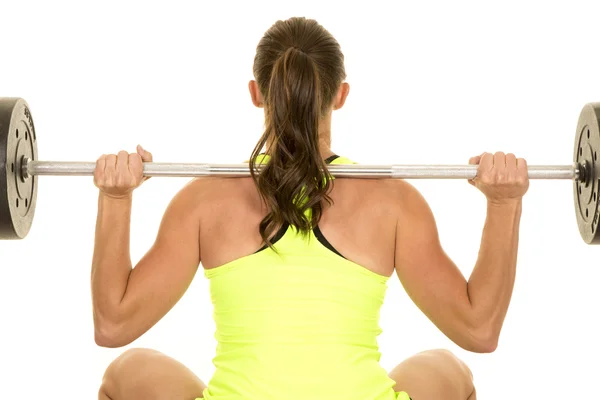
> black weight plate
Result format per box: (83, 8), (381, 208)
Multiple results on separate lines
(0, 98), (38, 239)
(573, 103), (600, 244)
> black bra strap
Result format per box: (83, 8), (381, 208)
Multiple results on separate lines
(255, 223), (290, 253)
(324, 155), (340, 164)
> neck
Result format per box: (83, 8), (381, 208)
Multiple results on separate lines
(317, 112), (334, 158)
(317, 134), (335, 160)
(265, 114), (335, 160)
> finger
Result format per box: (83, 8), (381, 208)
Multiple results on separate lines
(505, 153), (517, 174)
(469, 156), (481, 165)
(473, 152), (493, 184)
(117, 151), (130, 185)
(517, 157), (528, 170)
(470, 153), (488, 184)
(117, 150), (129, 171)
(479, 152), (494, 170)
(129, 153), (144, 184)
(104, 155), (118, 186)
(137, 145), (153, 162)
(493, 152), (508, 183)
(468, 156), (482, 185)
(105, 154), (118, 172)
(94, 155), (107, 186)
(493, 151), (506, 169)
(137, 145), (152, 180)
(517, 158), (528, 183)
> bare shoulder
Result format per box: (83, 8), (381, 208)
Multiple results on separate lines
(379, 178), (420, 198)
(175, 177), (259, 215)
(330, 178), (434, 231)
(374, 179), (430, 213)
(374, 179), (437, 234)
(176, 176), (251, 198)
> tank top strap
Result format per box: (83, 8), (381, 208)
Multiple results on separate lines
(246, 153), (270, 164)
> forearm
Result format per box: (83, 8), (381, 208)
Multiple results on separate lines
(91, 193), (134, 326)
(467, 199), (522, 339)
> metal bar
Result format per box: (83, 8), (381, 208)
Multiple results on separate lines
(25, 160), (579, 180)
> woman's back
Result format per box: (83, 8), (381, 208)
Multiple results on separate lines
(198, 157), (404, 399)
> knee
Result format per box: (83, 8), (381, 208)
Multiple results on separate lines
(416, 349), (475, 399)
(104, 348), (159, 375)
(423, 349), (474, 385)
(100, 348), (160, 396)
(389, 349), (476, 399)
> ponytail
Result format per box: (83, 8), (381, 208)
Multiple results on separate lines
(250, 46), (333, 246)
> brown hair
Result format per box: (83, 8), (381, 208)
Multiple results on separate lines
(250, 17), (346, 246)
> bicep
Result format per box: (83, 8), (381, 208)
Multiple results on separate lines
(119, 181), (202, 340)
(394, 184), (475, 346)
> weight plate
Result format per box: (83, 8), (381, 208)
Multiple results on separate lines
(0, 98), (38, 239)
(573, 103), (600, 244)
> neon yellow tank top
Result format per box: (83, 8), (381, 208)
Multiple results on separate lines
(200, 156), (409, 400)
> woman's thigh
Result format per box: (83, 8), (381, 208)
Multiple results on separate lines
(99, 348), (206, 400)
(389, 349), (476, 400)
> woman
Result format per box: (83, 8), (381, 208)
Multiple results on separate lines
(93, 17), (528, 400)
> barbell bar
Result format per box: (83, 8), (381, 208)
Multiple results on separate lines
(1, 97), (599, 244)
(25, 160), (578, 179)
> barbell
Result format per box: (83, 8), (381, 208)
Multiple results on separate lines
(1, 97), (598, 243)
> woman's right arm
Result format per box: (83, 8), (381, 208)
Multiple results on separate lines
(393, 152), (528, 353)
(91, 148), (203, 348)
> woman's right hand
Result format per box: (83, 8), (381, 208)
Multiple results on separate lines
(94, 145), (153, 199)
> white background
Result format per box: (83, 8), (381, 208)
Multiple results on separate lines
(1, 0), (599, 398)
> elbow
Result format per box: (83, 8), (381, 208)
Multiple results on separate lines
(93, 314), (132, 348)
(466, 336), (498, 354)
(451, 315), (500, 353)
(462, 324), (500, 353)
(95, 329), (128, 348)
(95, 324), (130, 348)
